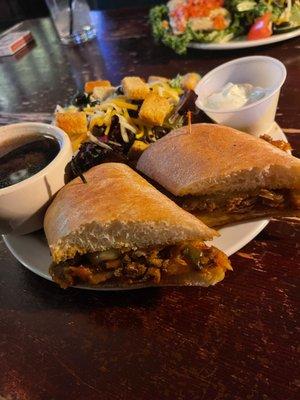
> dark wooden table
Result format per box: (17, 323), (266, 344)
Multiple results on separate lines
(0, 8), (299, 400)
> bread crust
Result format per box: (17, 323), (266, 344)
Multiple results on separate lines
(44, 163), (216, 263)
(137, 123), (300, 196)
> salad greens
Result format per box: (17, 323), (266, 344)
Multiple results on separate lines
(149, 0), (300, 54)
(150, 5), (193, 54)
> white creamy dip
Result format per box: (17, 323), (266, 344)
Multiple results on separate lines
(204, 82), (266, 111)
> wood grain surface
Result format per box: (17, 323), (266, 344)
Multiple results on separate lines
(0, 8), (299, 400)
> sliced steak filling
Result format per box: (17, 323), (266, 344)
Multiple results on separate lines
(49, 241), (231, 288)
(178, 188), (300, 214)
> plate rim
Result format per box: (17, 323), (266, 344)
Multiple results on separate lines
(188, 28), (300, 50)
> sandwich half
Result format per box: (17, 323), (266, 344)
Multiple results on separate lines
(44, 163), (231, 288)
(137, 123), (300, 227)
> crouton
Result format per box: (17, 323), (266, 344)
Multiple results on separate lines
(92, 86), (116, 101)
(181, 73), (201, 91)
(139, 93), (171, 126)
(127, 140), (149, 161)
(148, 76), (169, 84)
(55, 111), (88, 135)
(121, 77), (150, 100)
(70, 132), (88, 152)
(84, 80), (111, 93)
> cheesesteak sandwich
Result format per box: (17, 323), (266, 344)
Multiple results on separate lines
(137, 124), (300, 227)
(44, 163), (231, 288)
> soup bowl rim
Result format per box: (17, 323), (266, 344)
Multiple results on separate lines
(0, 122), (71, 194)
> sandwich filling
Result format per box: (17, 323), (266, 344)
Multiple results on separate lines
(49, 241), (231, 288)
(178, 188), (300, 225)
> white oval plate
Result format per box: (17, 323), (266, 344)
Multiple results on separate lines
(188, 28), (300, 50)
(2, 123), (287, 290)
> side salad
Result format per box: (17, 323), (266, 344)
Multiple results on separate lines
(150, 0), (300, 54)
(55, 73), (200, 179)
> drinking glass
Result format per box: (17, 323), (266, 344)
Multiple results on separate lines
(46, 0), (96, 45)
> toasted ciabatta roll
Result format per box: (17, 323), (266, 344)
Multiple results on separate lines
(137, 123), (300, 227)
(44, 163), (231, 288)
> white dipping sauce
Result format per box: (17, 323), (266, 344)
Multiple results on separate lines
(204, 82), (266, 111)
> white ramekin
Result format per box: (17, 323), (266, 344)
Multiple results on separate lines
(195, 56), (287, 136)
(0, 122), (72, 235)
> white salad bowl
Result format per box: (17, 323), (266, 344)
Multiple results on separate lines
(195, 56), (287, 135)
(0, 122), (72, 235)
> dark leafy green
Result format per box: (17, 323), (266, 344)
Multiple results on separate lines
(149, 1), (300, 54)
(149, 5), (192, 54)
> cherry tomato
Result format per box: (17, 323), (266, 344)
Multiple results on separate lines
(247, 13), (272, 41)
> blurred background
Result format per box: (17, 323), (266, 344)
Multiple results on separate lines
(0, 0), (162, 30)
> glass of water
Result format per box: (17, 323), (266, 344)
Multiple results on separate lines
(46, 0), (96, 45)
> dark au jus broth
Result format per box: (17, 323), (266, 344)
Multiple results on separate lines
(0, 134), (60, 189)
